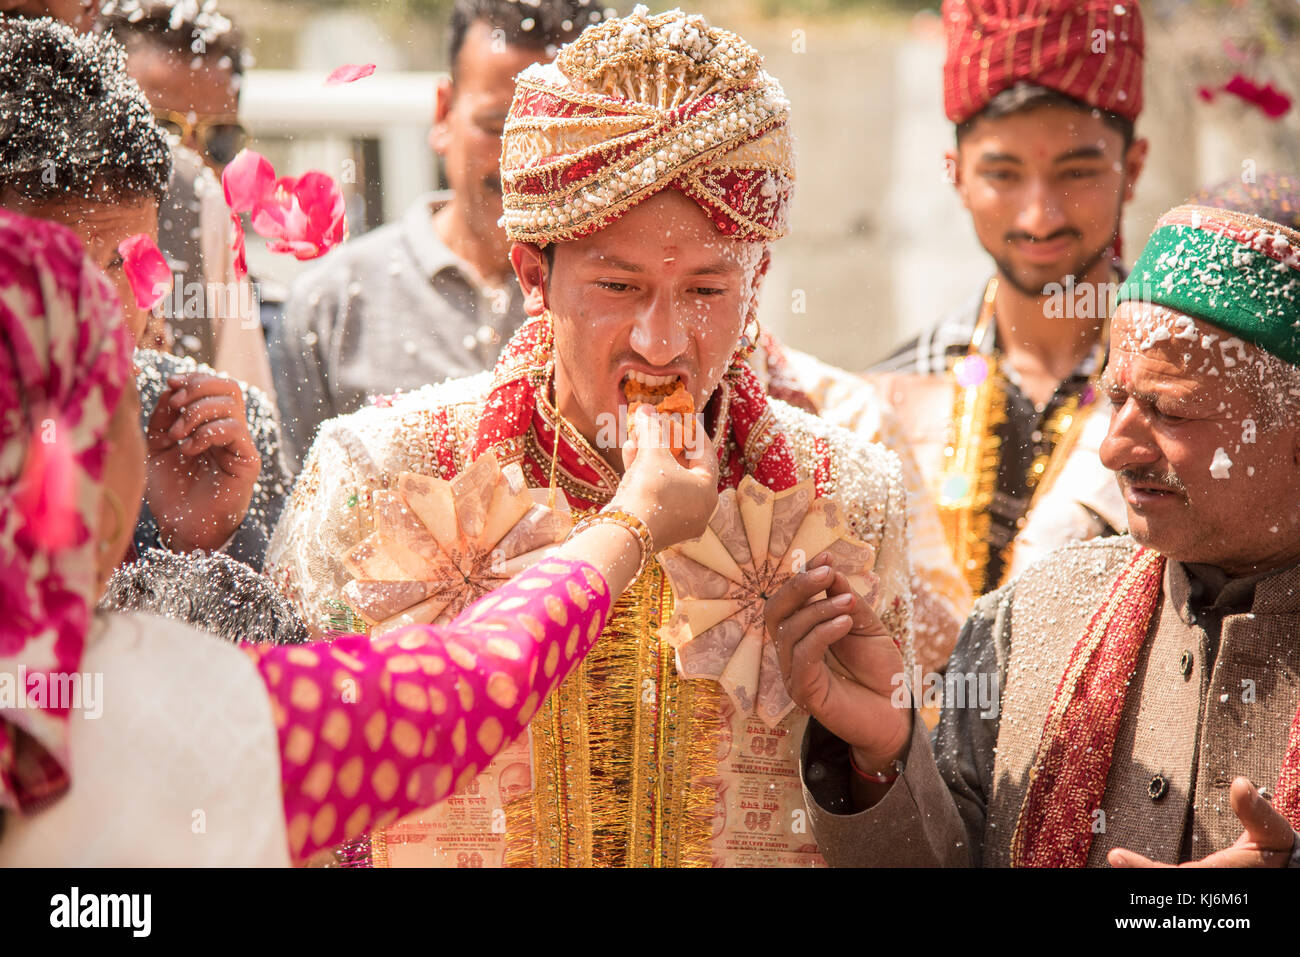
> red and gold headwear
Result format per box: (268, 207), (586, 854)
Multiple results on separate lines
(500, 5), (794, 246)
(942, 0), (1144, 125)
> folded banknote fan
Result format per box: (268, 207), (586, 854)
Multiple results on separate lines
(657, 476), (877, 729)
(338, 452), (572, 635)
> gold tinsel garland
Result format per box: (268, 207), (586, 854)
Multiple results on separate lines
(502, 561), (721, 866)
(936, 360), (1007, 595)
(936, 277), (1106, 595)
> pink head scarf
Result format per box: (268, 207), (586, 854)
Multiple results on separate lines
(0, 208), (134, 813)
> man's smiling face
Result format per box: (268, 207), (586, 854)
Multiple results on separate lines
(511, 189), (767, 471)
(1099, 301), (1300, 574)
(951, 102), (1145, 296)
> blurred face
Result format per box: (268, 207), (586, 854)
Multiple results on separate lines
(1099, 302), (1300, 575)
(126, 42), (243, 173)
(0, 191), (159, 344)
(431, 21), (550, 244)
(0, 0), (97, 31)
(951, 104), (1146, 297)
(512, 190), (767, 468)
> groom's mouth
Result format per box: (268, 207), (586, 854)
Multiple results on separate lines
(621, 368), (687, 405)
(615, 363), (691, 409)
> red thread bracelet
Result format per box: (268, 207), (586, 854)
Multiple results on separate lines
(850, 749), (902, 784)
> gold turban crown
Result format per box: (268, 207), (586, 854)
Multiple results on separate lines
(500, 5), (795, 246)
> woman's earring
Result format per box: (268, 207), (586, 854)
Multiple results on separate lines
(98, 487), (126, 554)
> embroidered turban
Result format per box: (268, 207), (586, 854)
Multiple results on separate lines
(500, 4), (794, 246)
(942, 0), (1145, 125)
(1117, 205), (1300, 365)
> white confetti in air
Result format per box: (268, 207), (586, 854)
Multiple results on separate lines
(1210, 447), (1233, 479)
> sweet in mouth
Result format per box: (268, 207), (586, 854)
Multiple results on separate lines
(623, 372), (696, 456)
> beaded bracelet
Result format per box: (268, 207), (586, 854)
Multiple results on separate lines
(569, 507), (656, 581)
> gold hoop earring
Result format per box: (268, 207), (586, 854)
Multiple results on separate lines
(98, 487), (127, 554)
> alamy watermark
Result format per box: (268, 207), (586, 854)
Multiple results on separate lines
(891, 665), (1000, 719)
(0, 667), (103, 719)
(151, 276), (261, 330)
(50, 887), (150, 937)
(1042, 276), (1159, 320)
(592, 406), (706, 454)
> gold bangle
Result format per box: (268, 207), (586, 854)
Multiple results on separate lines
(569, 507), (655, 581)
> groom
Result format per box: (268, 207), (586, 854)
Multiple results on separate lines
(268, 6), (915, 867)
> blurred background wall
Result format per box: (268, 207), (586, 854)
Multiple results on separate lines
(228, 0), (1300, 369)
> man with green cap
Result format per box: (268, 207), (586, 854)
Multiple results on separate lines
(766, 203), (1300, 866)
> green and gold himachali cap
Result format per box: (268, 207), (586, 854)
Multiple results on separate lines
(1117, 205), (1300, 364)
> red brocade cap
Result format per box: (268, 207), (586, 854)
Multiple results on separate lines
(942, 0), (1145, 125)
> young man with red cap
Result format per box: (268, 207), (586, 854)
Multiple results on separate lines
(870, 0), (1149, 595)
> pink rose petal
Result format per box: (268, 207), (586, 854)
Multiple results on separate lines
(222, 149), (277, 212)
(249, 170), (348, 260)
(230, 213), (248, 280)
(118, 233), (173, 310)
(1221, 39), (1250, 65)
(326, 63), (376, 85)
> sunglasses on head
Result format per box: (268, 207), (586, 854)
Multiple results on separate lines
(153, 110), (248, 167)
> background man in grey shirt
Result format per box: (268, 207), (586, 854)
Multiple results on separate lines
(270, 0), (609, 470)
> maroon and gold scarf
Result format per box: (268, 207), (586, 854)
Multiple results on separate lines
(1011, 547), (1300, 866)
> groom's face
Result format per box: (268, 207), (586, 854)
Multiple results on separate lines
(512, 189), (768, 464)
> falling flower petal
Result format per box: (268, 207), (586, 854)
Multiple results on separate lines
(1223, 73), (1292, 119)
(230, 213), (248, 280)
(250, 171), (348, 261)
(326, 63), (377, 85)
(15, 416), (77, 551)
(118, 233), (173, 310)
(222, 148), (277, 212)
(1197, 86), (1216, 103)
(1221, 39), (1250, 64)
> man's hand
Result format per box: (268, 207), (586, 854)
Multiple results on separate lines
(145, 372), (260, 553)
(765, 552), (911, 782)
(1109, 778), (1297, 868)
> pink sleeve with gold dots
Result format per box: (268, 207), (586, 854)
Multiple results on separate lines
(242, 558), (612, 864)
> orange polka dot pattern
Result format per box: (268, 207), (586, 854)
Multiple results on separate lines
(243, 559), (611, 863)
